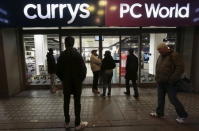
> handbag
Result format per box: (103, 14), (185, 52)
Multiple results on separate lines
(175, 77), (192, 92)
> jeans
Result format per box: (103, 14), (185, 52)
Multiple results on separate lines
(63, 81), (82, 126)
(102, 71), (113, 95)
(156, 83), (188, 118)
(92, 71), (100, 90)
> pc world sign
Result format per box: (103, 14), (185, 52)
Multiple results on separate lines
(0, 0), (199, 27)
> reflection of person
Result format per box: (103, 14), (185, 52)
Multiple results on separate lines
(150, 43), (188, 124)
(124, 48), (139, 98)
(90, 50), (101, 94)
(56, 36), (88, 130)
(46, 48), (56, 93)
(101, 51), (116, 97)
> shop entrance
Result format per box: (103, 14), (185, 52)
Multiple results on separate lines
(22, 29), (177, 87)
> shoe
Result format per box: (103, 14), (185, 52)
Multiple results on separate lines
(75, 121), (88, 130)
(176, 117), (186, 124)
(64, 123), (70, 128)
(107, 93), (111, 96)
(133, 94), (139, 98)
(150, 112), (164, 118)
(124, 92), (130, 95)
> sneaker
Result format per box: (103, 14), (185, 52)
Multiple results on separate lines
(176, 117), (186, 124)
(124, 92), (130, 95)
(75, 121), (88, 130)
(150, 112), (164, 118)
(107, 93), (111, 96)
(64, 123), (70, 128)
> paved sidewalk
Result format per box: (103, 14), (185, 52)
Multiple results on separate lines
(0, 87), (199, 131)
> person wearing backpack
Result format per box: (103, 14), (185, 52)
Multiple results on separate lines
(56, 36), (88, 130)
(100, 51), (116, 97)
(150, 43), (188, 124)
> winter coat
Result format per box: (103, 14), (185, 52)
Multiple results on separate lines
(101, 56), (116, 72)
(155, 52), (184, 84)
(46, 52), (56, 74)
(90, 54), (101, 72)
(125, 54), (138, 80)
(56, 48), (87, 83)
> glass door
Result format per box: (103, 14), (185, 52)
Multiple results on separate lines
(140, 33), (177, 84)
(81, 36), (100, 84)
(102, 36), (120, 84)
(120, 35), (140, 84)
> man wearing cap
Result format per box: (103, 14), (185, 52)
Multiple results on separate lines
(56, 36), (88, 130)
(150, 43), (188, 124)
(90, 50), (101, 94)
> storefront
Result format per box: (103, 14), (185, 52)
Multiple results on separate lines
(0, 0), (199, 95)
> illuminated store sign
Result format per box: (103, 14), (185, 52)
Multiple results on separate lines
(120, 3), (190, 19)
(23, 4), (90, 24)
(0, 0), (199, 27)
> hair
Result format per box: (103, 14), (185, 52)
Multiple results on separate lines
(65, 36), (74, 48)
(104, 50), (111, 57)
(128, 48), (134, 54)
(91, 50), (97, 54)
(48, 48), (53, 52)
(157, 43), (168, 50)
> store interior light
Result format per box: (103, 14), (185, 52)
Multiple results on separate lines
(98, 0), (107, 7)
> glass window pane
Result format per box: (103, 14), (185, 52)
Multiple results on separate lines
(23, 34), (61, 86)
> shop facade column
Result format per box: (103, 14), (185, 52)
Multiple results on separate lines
(0, 28), (23, 97)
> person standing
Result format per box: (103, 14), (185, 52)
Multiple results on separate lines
(101, 51), (116, 97)
(150, 43), (188, 124)
(124, 48), (139, 98)
(56, 36), (88, 130)
(90, 50), (101, 94)
(46, 48), (56, 93)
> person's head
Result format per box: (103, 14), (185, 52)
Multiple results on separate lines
(128, 48), (134, 55)
(157, 43), (170, 55)
(167, 44), (175, 52)
(91, 50), (98, 56)
(48, 48), (53, 54)
(65, 36), (74, 48)
(104, 50), (111, 57)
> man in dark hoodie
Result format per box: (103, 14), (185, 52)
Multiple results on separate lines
(46, 48), (56, 93)
(56, 36), (88, 130)
(124, 48), (139, 98)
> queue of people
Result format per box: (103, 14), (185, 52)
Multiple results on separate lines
(46, 36), (188, 130)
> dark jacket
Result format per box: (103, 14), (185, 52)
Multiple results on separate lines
(56, 48), (87, 84)
(155, 52), (184, 84)
(125, 54), (138, 80)
(101, 56), (116, 72)
(46, 52), (56, 74)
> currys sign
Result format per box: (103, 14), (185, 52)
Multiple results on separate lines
(106, 0), (199, 27)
